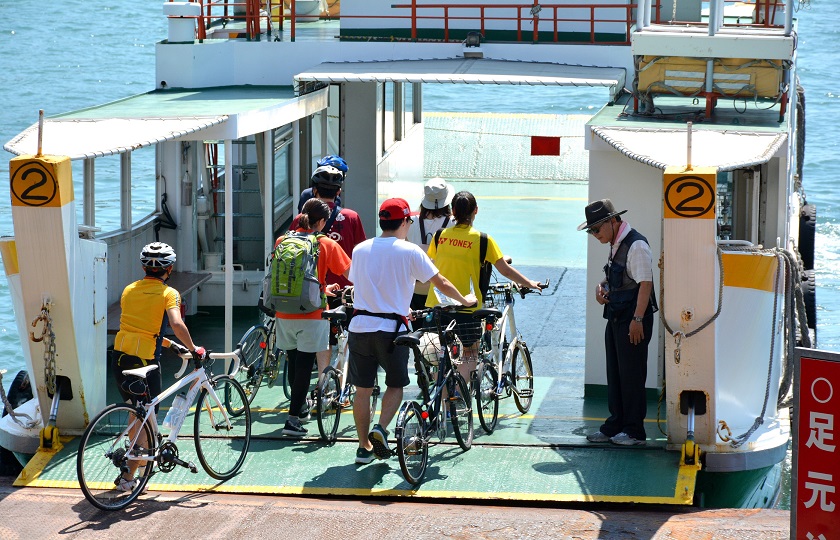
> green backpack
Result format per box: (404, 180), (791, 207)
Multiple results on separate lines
(264, 231), (326, 314)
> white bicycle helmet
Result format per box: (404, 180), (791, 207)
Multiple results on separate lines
(140, 242), (177, 268)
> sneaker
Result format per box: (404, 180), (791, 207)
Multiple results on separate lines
(115, 475), (148, 494)
(355, 447), (375, 464)
(586, 431), (610, 443)
(610, 432), (646, 446)
(368, 424), (391, 459)
(115, 476), (138, 492)
(282, 418), (308, 437)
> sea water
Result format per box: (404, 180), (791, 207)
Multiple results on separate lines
(0, 0), (836, 510)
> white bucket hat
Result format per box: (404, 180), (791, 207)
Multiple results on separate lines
(421, 178), (454, 210)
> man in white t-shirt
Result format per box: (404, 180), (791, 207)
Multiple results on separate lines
(347, 198), (476, 465)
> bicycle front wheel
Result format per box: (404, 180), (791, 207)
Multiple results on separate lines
(449, 372), (474, 451)
(230, 324), (267, 408)
(476, 362), (499, 434)
(316, 367), (341, 442)
(395, 401), (428, 485)
(511, 341), (534, 413)
(194, 376), (252, 480)
(77, 404), (155, 511)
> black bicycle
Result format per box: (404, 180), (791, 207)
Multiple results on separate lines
(393, 305), (474, 485)
(229, 299), (289, 406)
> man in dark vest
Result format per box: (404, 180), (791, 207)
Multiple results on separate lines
(579, 199), (658, 446)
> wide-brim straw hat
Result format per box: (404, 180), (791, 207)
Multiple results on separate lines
(577, 199), (627, 231)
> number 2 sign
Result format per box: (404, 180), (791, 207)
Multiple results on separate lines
(9, 155), (72, 208)
(663, 167), (717, 220)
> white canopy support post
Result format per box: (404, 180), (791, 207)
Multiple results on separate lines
(83, 158), (95, 228)
(264, 131), (273, 263)
(224, 141), (233, 355)
(292, 119), (300, 214)
(120, 153), (132, 231)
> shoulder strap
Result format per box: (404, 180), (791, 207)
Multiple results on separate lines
(479, 232), (487, 264)
(419, 217), (426, 240)
(442, 216), (450, 228)
(433, 228), (442, 250)
(323, 205), (341, 233)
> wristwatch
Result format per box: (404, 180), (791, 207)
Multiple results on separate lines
(632, 316), (644, 323)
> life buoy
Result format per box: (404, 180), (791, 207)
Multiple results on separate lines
(799, 204), (816, 271)
(0, 370), (34, 476)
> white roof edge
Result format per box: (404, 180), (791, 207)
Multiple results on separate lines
(295, 58), (627, 101)
(4, 116), (229, 160)
(591, 126), (787, 171)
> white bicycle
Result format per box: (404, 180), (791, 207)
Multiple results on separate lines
(77, 345), (251, 511)
(472, 280), (547, 433)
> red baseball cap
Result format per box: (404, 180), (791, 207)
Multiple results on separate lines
(378, 198), (419, 220)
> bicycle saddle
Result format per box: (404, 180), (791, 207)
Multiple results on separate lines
(121, 365), (160, 378)
(321, 305), (348, 321)
(472, 308), (502, 320)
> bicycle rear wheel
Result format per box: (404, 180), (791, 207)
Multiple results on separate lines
(510, 341), (534, 413)
(395, 401), (428, 485)
(77, 404), (154, 511)
(194, 376), (252, 480)
(316, 367), (341, 442)
(449, 372), (473, 451)
(475, 362), (499, 434)
(230, 324), (267, 409)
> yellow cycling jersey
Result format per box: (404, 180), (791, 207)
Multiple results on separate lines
(426, 224), (503, 310)
(114, 277), (181, 360)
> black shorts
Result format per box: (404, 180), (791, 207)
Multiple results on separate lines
(347, 331), (410, 388)
(111, 349), (161, 411)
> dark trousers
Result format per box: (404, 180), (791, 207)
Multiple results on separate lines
(287, 349), (316, 417)
(601, 314), (652, 441)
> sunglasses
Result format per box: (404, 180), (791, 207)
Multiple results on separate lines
(587, 225), (601, 235)
(406, 217), (415, 224)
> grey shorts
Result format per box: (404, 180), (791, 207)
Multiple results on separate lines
(347, 331), (410, 388)
(275, 318), (329, 353)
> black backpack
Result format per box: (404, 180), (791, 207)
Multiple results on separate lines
(433, 228), (491, 303)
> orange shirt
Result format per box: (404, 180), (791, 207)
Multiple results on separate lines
(274, 229), (351, 320)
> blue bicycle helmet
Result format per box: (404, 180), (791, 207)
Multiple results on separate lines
(316, 155), (348, 175)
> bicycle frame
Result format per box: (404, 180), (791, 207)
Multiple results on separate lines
(124, 351), (240, 462)
(416, 316), (461, 433)
(484, 284), (522, 388)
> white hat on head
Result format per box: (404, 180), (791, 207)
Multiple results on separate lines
(421, 178), (454, 210)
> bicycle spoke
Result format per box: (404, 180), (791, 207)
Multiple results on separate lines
(194, 376), (251, 480)
(316, 368), (341, 442)
(449, 372), (474, 450)
(511, 342), (534, 413)
(396, 401), (428, 485)
(231, 325), (267, 408)
(77, 404), (154, 511)
(476, 362), (499, 434)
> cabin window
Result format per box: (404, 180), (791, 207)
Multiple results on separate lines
(382, 82), (396, 154)
(716, 167), (763, 244)
(273, 127), (294, 231)
(327, 85), (341, 156)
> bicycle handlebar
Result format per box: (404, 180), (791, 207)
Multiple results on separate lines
(173, 349), (242, 379)
(519, 278), (550, 299)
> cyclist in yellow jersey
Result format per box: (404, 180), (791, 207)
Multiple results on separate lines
(426, 191), (543, 381)
(111, 242), (206, 493)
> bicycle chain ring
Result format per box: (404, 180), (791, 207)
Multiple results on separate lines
(158, 441), (179, 473)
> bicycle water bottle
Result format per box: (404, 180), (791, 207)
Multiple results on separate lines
(162, 392), (188, 431)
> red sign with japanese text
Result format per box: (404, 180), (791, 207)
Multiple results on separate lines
(795, 353), (840, 539)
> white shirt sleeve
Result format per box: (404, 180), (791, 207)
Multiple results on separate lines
(626, 240), (653, 283)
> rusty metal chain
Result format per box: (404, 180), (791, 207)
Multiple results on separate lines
(30, 301), (57, 396)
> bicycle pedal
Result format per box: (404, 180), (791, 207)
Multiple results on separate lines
(515, 388), (534, 398)
(188, 462), (197, 473)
